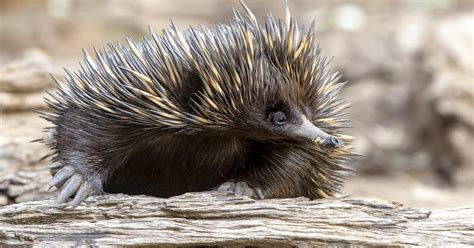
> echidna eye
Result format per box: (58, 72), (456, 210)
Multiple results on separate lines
(270, 111), (286, 126)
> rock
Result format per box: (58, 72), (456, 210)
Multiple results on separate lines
(421, 13), (474, 184)
(449, 126), (474, 172)
(7, 184), (38, 197)
(15, 191), (55, 203)
(0, 169), (53, 204)
(396, 16), (428, 56)
(318, 27), (407, 83)
(333, 4), (366, 32)
(0, 195), (8, 205)
(371, 125), (407, 150)
(0, 113), (50, 173)
(0, 91), (47, 112)
(0, 48), (55, 93)
(434, 14), (474, 73)
(429, 70), (474, 126)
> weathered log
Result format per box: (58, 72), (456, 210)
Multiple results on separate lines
(0, 192), (472, 246)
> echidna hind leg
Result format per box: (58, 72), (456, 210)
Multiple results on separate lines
(215, 181), (265, 199)
(48, 161), (100, 207)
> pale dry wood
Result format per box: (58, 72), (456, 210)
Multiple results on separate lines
(0, 192), (472, 246)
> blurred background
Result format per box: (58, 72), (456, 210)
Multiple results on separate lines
(0, 0), (472, 208)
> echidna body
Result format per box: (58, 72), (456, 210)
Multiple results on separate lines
(42, 1), (353, 206)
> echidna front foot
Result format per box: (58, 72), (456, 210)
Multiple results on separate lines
(48, 161), (100, 207)
(215, 181), (264, 199)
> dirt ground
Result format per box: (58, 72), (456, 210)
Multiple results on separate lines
(0, 0), (472, 209)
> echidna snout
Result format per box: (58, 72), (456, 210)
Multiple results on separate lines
(287, 115), (342, 149)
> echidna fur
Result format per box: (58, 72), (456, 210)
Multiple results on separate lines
(40, 0), (354, 206)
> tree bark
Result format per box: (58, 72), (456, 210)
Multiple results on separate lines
(0, 192), (472, 246)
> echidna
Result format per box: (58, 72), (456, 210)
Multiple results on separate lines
(41, 0), (353, 207)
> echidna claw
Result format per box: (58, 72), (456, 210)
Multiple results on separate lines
(70, 182), (96, 207)
(215, 181), (264, 199)
(57, 174), (82, 203)
(49, 165), (74, 187)
(48, 161), (63, 169)
(216, 181), (234, 192)
(254, 187), (265, 199)
(48, 162), (100, 207)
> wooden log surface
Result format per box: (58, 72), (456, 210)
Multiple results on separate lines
(0, 192), (473, 246)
